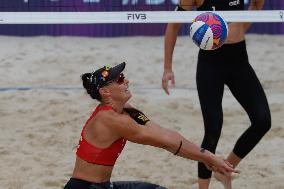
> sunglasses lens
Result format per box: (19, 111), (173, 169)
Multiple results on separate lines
(116, 73), (125, 84)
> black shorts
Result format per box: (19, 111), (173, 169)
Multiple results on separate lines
(64, 178), (167, 189)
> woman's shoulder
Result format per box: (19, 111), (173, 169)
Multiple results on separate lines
(95, 107), (116, 118)
(96, 107), (128, 124)
(88, 109), (120, 132)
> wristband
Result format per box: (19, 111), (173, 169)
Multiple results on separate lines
(174, 141), (183, 155)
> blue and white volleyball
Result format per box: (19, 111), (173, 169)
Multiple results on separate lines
(190, 12), (229, 50)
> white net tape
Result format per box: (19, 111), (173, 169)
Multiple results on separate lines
(0, 10), (283, 24)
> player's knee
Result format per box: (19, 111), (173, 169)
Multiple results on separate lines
(202, 111), (223, 150)
(260, 117), (271, 135)
(202, 133), (221, 151)
(252, 110), (271, 135)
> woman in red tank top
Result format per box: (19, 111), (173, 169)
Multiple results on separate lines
(64, 62), (238, 189)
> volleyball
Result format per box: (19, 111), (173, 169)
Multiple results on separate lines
(189, 12), (228, 50)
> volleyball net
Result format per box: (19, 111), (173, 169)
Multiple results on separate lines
(0, 0), (284, 23)
(0, 0), (283, 36)
(0, 10), (283, 24)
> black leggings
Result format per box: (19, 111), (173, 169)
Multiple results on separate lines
(196, 41), (271, 179)
(64, 178), (167, 189)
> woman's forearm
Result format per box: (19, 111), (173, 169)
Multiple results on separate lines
(164, 23), (182, 70)
(159, 127), (214, 164)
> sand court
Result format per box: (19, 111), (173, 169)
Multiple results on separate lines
(0, 35), (284, 189)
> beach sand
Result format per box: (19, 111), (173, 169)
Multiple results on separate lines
(0, 35), (283, 189)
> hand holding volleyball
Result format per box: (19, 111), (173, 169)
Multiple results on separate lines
(190, 12), (229, 50)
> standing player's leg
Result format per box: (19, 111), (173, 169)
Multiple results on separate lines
(226, 62), (271, 167)
(196, 55), (225, 189)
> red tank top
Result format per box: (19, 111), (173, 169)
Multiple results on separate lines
(76, 105), (127, 166)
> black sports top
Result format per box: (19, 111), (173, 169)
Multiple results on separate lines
(197, 0), (244, 11)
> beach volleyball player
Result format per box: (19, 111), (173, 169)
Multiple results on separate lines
(162, 0), (271, 189)
(64, 62), (238, 189)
